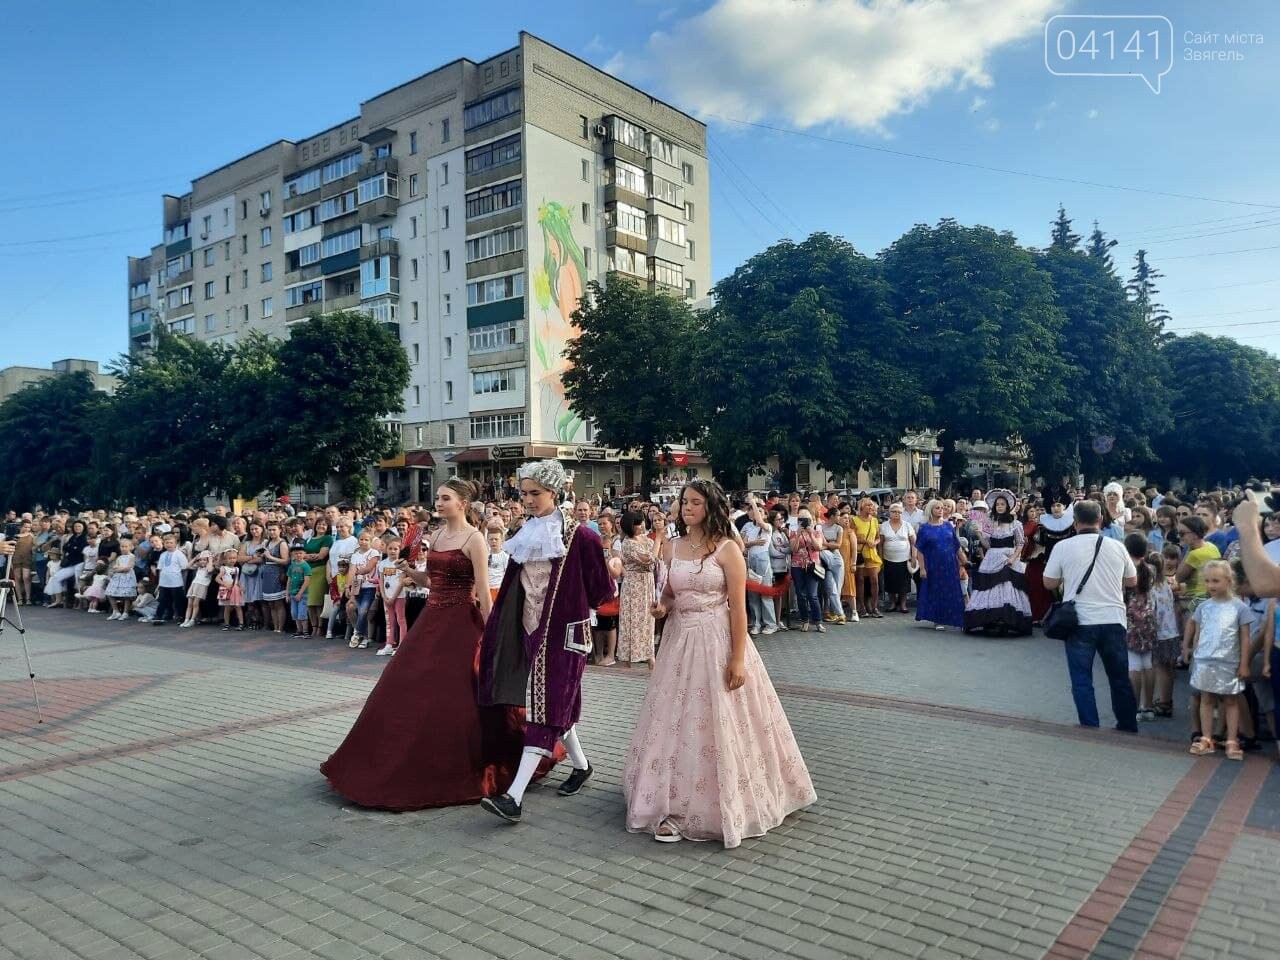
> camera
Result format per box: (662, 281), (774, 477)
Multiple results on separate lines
(798, 517), (811, 528)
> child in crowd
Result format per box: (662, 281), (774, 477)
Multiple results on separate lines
(76, 534), (100, 610)
(182, 550), (215, 627)
(1124, 534), (1158, 721)
(287, 542), (312, 638)
(82, 561), (109, 613)
(328, 557), (352, 641)
(487, 529), (509, 603)
(147, 533), (189, 624)
(1185, 559), (1255, 760)
(1149, 551), (1180, 718)
(105, 533), (138, 621)
(347, 531), (382, 649)
(217, 549), (245, 631)
(376, 537), (406, 656)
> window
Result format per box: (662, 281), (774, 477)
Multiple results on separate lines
(411, 258), (419, 280)
(409, 173), (419, 197)
(607, 159), (645, 195)
(443, 294), (452, 315)
(320, 228), (361, 258)
(609, 247), (647, 278)
(467, 273), (524, 305)
(469, 413), (525, 440)
(287, 241), (323, 270)
(360, 256), (395, 298)
(242, 269), (249, 289)
(202, 215), (212, 234)
(260, 227), (271, 247)
(411, 301), (419, 322)
(581, 203), (590, 224)
(410, 216), (417, 238)
(465, 180), (522, 219)
(377, 224), (392, 240)
(204, 281), (215, 299)
(164, 222), (190, 244)
(223, 206), (230, 226)
(687, 239), (695, 260)
(609, 116), (646, 151)
(443, 250), (451, 272)
(583, 247), (591, 269)
(581, 158), (590, 181)
(445, 381), (454, 402)
(463, 88), (522, 130)
(223, 241), (231, 260)
(681, 161), (694, 184)
(284, 208), (316, 233)
(375, 143), (391, 159)
(180, 285), (192, 305)
(204, 314), (216, 333)
(685, 279), (697, 299)
(363, 298), (397, 323)
(358, 173), (399, 203)
(260, 190), (271, 212)
(465, 134), (520, 175)
(651, 258), (684, 289)
(444, 335), (453, 357)
(319, 190), (357, 221)
(648, 173), (683, 208)
(261, 262), (272, 282)
(441, 162), (448, 185)
(468, 321), (520, 353)
(648, 133), (678, 166)
(442, 206), (450, 229)
(243, 304), (249, 323)
(607, 203), (646, 238)
(321, 150), (361, 184)
(409, 131), (418, 155)
(413, 385), (420, 405)
(169, 317), (195, 335)
(580, 116), (589, 139)
(685, 201), (695, 222)
(447, 424), (456, 445)
(412, 343), (420, 363)
(261, 297), (274, 318)
(129, 281), (149, 299)
(285, 281), (323, 308)
(163, 252), (192, 281)
(466, 226), (523, 263)
(441, 118), (450, 142)
(284, 168), (321, 197)
(225, 275), (231, 294)
(241, 200), (248, 220)
(204, 247), (215, 268)
(240, 234), (248, 255)
(415, 426), (423, 446)
(225, 308), (232, 328)
(652, 215), (685, 246)
(473, 368), (515, 394)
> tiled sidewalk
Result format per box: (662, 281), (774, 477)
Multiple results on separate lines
(0, 609), (1276, 960)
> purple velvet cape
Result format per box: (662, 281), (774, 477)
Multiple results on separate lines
(478, 518), (616, 732)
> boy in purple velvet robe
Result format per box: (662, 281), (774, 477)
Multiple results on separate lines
(479, 460), (616, 823)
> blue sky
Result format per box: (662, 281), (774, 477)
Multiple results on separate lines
(2, 0), (1277, 369)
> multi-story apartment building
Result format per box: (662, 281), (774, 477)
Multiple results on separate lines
(127, 33), (710, 502)
(0, 358), (117, 405)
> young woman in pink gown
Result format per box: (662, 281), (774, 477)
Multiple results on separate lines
(623, 479), (817, 848)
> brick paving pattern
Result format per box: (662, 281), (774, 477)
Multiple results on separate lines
(1, 608), (1277, 959)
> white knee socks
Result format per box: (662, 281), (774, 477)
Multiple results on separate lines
(561, 726), (589, 771)
(507, 749), (543, 804)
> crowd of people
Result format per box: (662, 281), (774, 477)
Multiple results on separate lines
(4, 471), (1280, 843)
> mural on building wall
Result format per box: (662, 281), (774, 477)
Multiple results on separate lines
(530, 200), (588, 444)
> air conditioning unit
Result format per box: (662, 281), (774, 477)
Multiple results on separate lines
(594, 123), (608, 138)
(259, 208), (269, 217)
(200, 233), (208, 241)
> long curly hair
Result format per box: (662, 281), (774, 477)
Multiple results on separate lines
(675, 478), (734, 563)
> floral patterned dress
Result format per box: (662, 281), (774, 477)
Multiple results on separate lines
(617, 537), (657, 663)
(623, 542), (817, 847)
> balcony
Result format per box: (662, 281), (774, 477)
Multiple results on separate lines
(605, 227), (646, 255)
(159, 268), (191, 289)
(604, 182), (648, 210)
(360, 237), (399, 260)
(128, 312), (154, 335)
(362, 195), (400, 220)
(603, 138), (647, 168)
(129, 295), (151, 312)
(358, 155), (400, 180)
(325, 292), (361, 314)
(283, 262), (324, 287)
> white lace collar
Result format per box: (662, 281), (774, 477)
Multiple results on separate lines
(506, 510), (567, 564)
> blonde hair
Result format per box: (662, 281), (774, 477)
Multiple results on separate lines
(923, 499), (943, 521)
(1202, 559), (1234, 594)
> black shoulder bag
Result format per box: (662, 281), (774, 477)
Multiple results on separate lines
(1043, 535), (1104, 640)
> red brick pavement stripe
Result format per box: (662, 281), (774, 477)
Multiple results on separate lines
(1042, 761), (1217, 959)
(0, 698), (365, 782)
(1133, 759), (1269, 960)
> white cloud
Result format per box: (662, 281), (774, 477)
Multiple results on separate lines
(970, 96), (987, 111)
(583, 34), (608, 56)
(982, 117), (1000, 132)
(603, 50), (628, 76)
(1086, 108), (1099, 119)
(624, 0), (1055, 133)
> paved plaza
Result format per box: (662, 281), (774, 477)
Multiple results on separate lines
(2, 607), (1278, 960)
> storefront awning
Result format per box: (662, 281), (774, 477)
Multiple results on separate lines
(405, 451), (435, 468)
(449, 448), (491, 464)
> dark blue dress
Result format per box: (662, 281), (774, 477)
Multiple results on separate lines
(915, 522), (965, 628)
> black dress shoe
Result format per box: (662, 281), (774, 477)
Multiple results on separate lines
(557, 765), (593, 796)
(480, 793), (522, 822)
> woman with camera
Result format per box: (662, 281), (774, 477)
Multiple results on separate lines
(788, 507), (826, 632)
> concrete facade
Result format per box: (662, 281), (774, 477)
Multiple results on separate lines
(0, 358), (117, 405)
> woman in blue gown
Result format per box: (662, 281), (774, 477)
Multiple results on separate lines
(914, 499), (966, 631)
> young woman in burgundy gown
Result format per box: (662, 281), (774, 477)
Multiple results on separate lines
(321, 479), (555, 810)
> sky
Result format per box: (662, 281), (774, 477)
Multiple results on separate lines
(2, 0), (1278, 370)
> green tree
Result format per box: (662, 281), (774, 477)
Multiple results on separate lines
(880, 219), (1070, 486)
(1086, 220), (1118, 272)
(0, 371), (108, 509)
(268, 311), (410, 495)
(1050, 204), (1081, 251)
(1154, 334), (1280, 486)
(1126, 249), (1172, 334)
(699, 232), (922, 490)
(561, 276), (700, 497)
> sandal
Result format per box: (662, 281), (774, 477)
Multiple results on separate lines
(655, 818), (683, 843)
(1152, 701), (1174, 718)
(1189, 736), (1216, 756)
(1225, 739), (1244, 761)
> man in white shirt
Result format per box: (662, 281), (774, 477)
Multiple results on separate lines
(1043, 499), (1139, 733)
(900, 490), (926, 530)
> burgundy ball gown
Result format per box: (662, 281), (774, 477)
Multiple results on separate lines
(321, 547), (557, 810)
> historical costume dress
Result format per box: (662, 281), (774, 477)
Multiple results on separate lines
(623, 541), (816, 847)
(616, 537), (657, 663)
(1030, 505), (1076, 624)
(321, 543), (555, 810)
(914, 520), (966, 629)
(963, 490), (1034, 637)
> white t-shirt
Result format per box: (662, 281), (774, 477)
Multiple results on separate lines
(1043, 532), (1136, 627)
(349, 547), (381, 588)
(488, 550), (510, 588)
(378, 558), (402, 599)
(156, 548), (189, 588)
(901, 507), (926, 530)
(881, 520), (915, 563)
(328, 535), (359, 577)
(741, 521), (771, 560)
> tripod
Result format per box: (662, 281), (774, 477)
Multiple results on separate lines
(0, 579), (44, 723)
